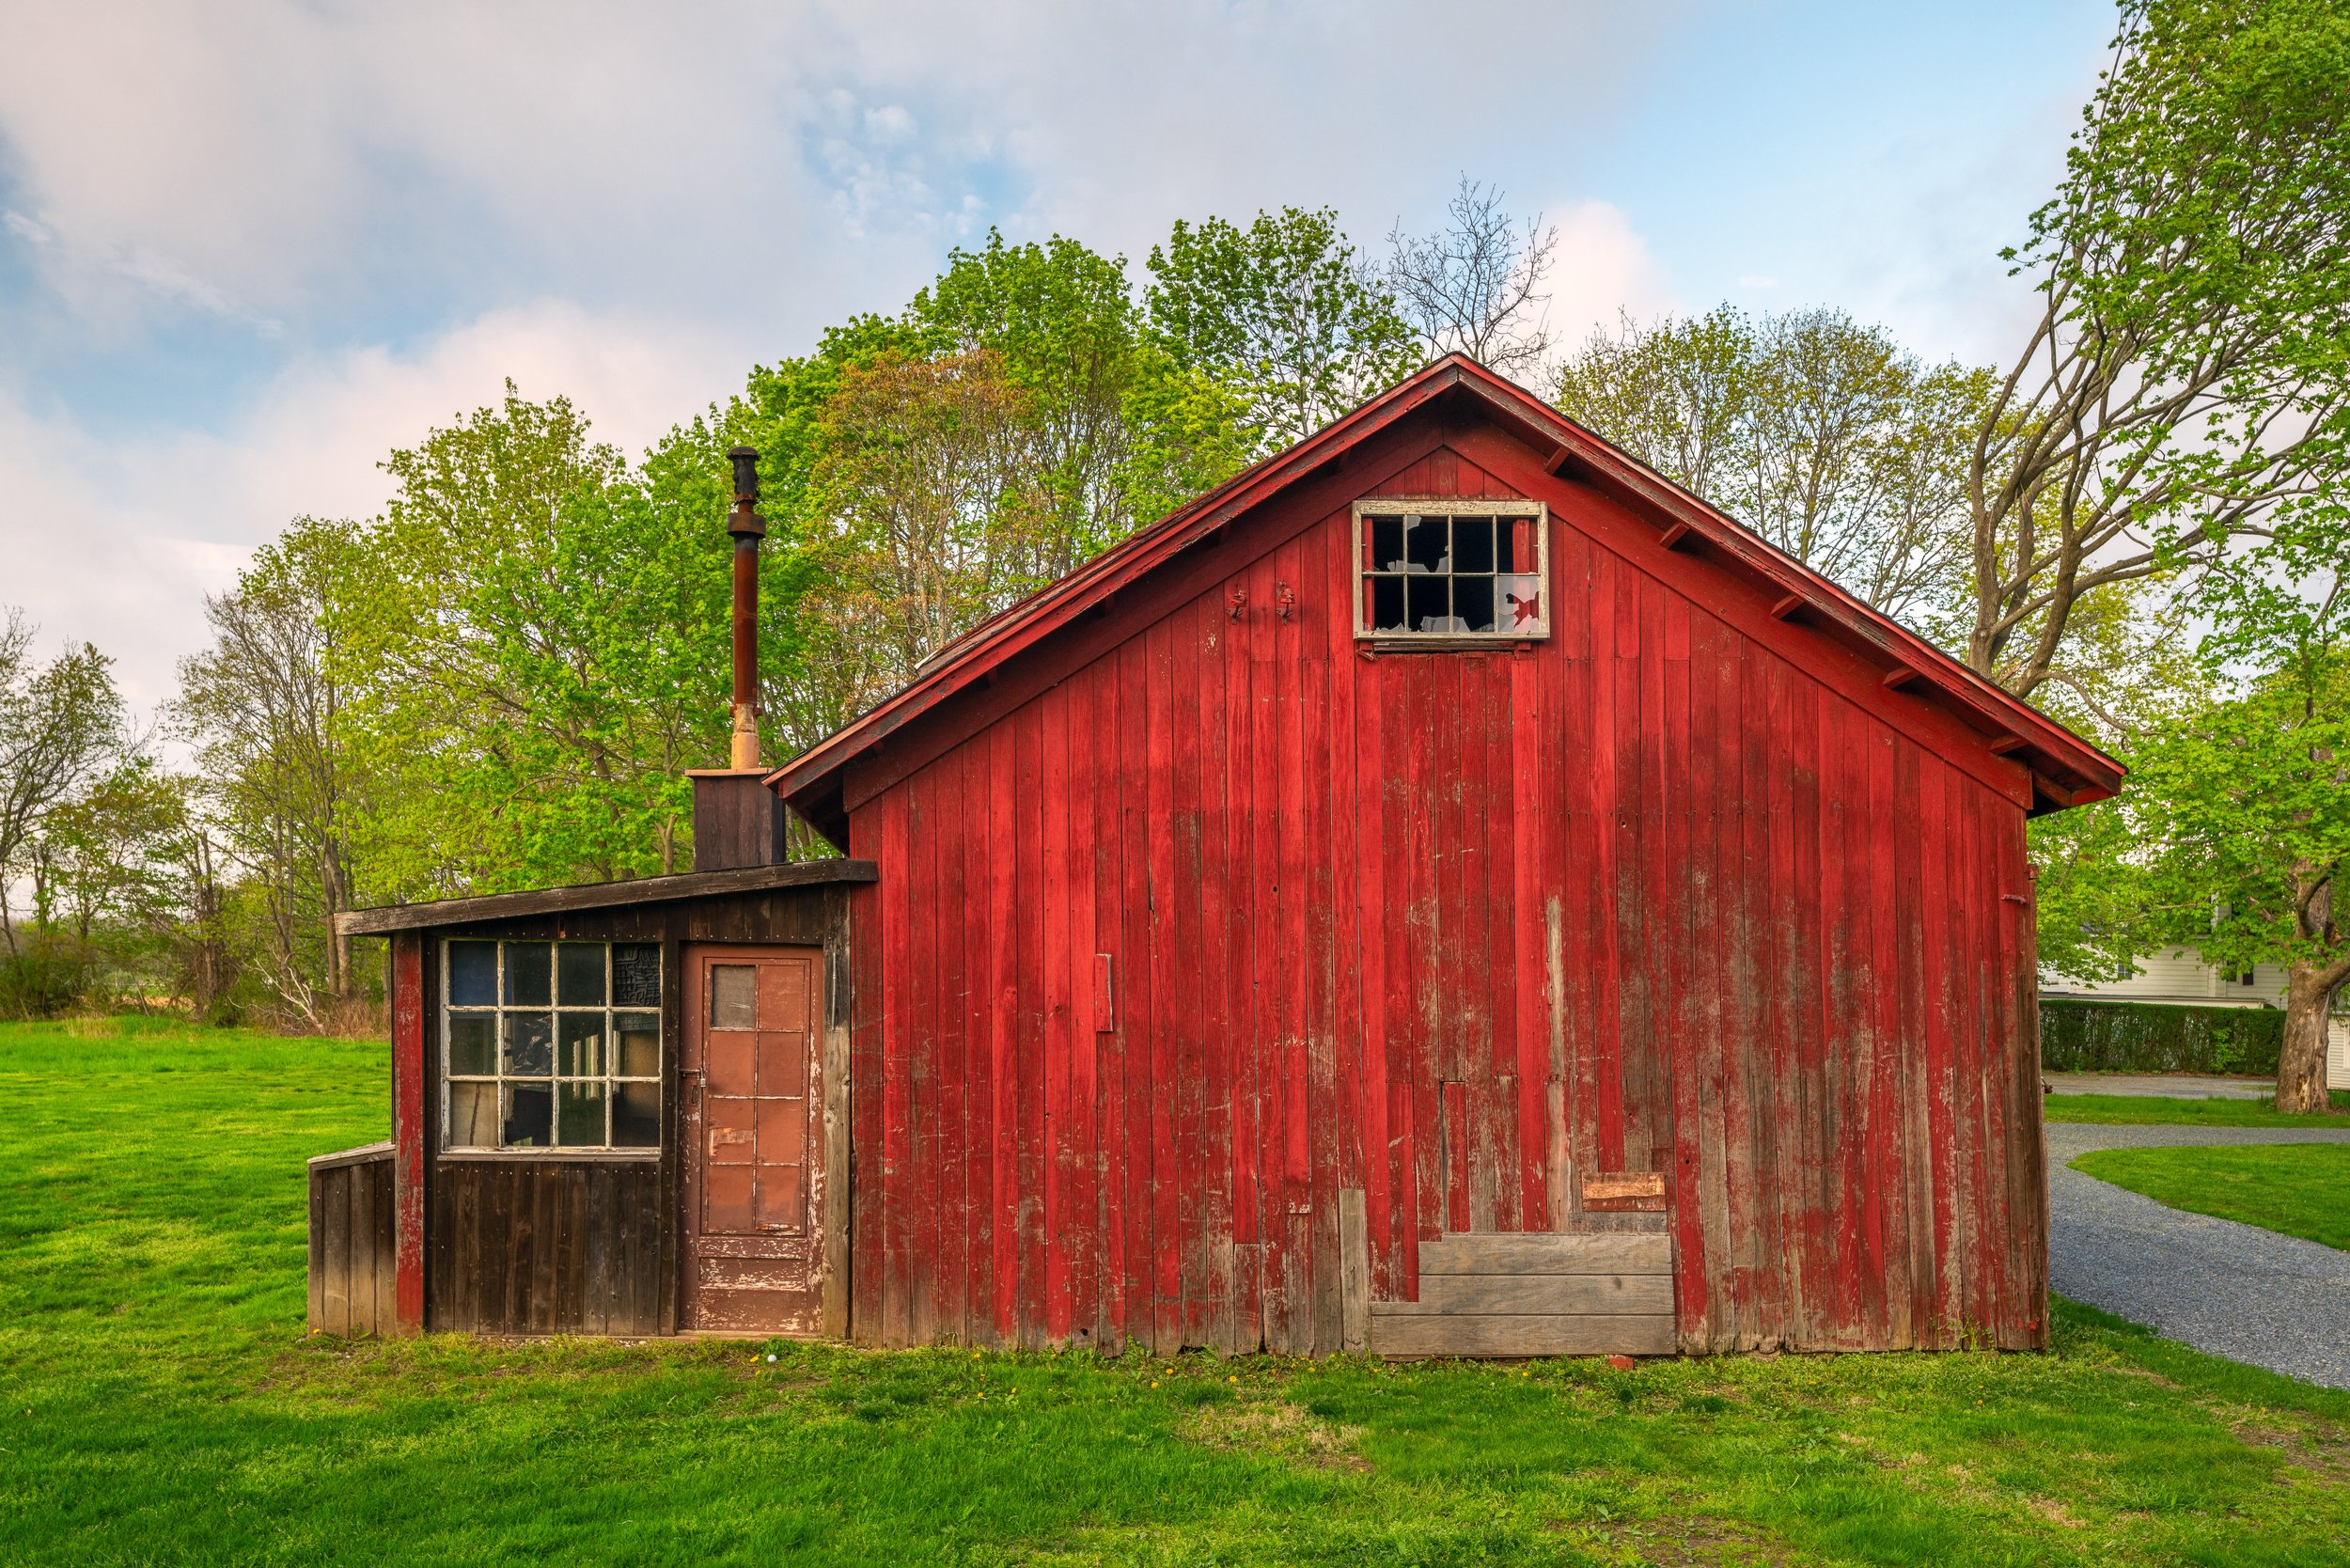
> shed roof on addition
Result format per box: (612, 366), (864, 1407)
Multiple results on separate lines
(769, 353), (2123, 841)
(336, 858), (878, 936)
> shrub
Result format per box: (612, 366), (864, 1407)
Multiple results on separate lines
(2039, 998), (2285, 1074)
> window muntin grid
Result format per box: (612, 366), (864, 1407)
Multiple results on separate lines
(443, 939), (661, 1152)
(1354, 500), (1548, 640)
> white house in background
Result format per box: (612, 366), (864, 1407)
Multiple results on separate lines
(2040, 945), (2350, 1090)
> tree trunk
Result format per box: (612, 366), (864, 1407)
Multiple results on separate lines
(2275, 962), (2342, 1114)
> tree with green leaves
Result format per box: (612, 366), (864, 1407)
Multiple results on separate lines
(2037, 482), (2347, 1110)
(0, 609), (125, 971)
(175, 518), (367, 1024)
(1555, 306), (1996, 630)
(2127, 658), (2347, 1112)
(333, 384), (739, 896)
(1145, 206), (1420, 453)
(1965, 0), (2350, 700)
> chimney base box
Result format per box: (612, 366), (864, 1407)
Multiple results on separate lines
(688, 770), (788, 870)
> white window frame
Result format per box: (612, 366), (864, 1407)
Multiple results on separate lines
(1351, 498), (1551, 644)
(441, 938), (663, 1157)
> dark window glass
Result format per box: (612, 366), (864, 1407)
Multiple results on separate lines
(612, 944), (661, 1008)
(503, 943), (552, 1006)
(557, 1082), (607, 1147)
(501, 1012), (553, 1076)
(1403, 514), (1449, 572)
(1370, 516), (1404, 572)
(557, 944), (606, 1007)
(448, 942), (497, 1007)
(503, 1083), (553, 1149)
(613, 1083), (660, 1148)
(1453, 516), (1494, 573)
(1370, 575), (1406, 631)
(1455, 574), (1496, 633)
(557, 1012), (606, 1076)
(447, 1014), (496, 1076)
(1407, 574), (1449, 632)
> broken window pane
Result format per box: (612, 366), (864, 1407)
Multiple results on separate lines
(502, 1083), (553, 1149)
(613, 1083), (660, 1147)
(502, 1012), (553, 1076)
(448, 1082), (498, 1149)
(557, 944), (606, 1007)
(1402, 514), (1449, 573)
(1358, 507), (1543, 641)
(1407, 574), (1450, 632)
(1454, 574), (1496, 633)
(615, 1013), (661, 1077)
(557, 1012), (606, 1076)
(448, 942), (497, 1008)
(447, 1014), (496, 1076)
(1453, 516), (1495, 573)
(712, 964), (757, 1030)
(556, 1081), (608, 1147)
(1498, 573), (1545, 633)
(613, 944), (661, 1008)
(503, 943), (552, 1007)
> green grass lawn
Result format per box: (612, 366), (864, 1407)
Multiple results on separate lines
(2071, 1143), (2350, 1253)
(8, 1016), (2350, 1566)
(2045, 1091), (2350, 1126)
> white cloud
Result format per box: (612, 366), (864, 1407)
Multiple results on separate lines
(1535, 199), (1678, 351)
(0, 0), (1710, 712)
(0, 0), (1702, 338)
(0, 301), (744, 710)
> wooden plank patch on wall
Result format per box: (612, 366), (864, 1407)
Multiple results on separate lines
(1371, 1231), (1675, 1358)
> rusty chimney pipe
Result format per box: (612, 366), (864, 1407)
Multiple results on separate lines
(724, 446), (765, 771)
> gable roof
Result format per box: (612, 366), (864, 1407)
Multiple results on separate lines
(768, 353), (2122, 839)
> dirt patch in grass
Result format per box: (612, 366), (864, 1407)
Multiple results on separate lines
(1179, 1395), (1370, 1471)
(2232, 1419), (2350, 1484)
(1567, 1514), (1791, 1566)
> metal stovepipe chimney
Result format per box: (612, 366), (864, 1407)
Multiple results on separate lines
(725, 446), (766, 772)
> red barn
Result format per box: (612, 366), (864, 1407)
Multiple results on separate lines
(324, 353), (2120, 1357)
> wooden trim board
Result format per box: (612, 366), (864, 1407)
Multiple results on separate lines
(1371, 1313), (1677, 1357)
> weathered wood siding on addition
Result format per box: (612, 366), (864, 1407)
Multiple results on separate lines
(307, 1142), (396, 1337)
(387, 884), (857, 1338)
(843, 416), (2049, 1357)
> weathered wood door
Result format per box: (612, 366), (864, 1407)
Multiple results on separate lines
(681, 944), (826, 1333)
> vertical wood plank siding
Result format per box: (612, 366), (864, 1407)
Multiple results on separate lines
(846, 425), (2046, 1357)
(307, 1145), (397, 1336)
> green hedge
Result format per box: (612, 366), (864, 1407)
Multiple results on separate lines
(2039, 997), (2284, 1074)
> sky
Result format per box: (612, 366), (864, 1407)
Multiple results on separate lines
(0, 0), (2119, 713)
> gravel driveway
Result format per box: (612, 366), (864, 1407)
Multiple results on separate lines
(2048, 1121), (2350, 1389)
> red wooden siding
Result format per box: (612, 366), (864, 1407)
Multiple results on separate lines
(845, 420), (2045, 1356)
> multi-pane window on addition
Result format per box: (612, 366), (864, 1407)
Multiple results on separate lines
(1355, 500), (1549, 640)
(443, 940), (662, 1152)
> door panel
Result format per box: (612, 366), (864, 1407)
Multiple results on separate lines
(681, 944), (825, 1333)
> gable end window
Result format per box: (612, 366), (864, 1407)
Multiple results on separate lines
(1354, 500), (1548, 641)
(443, 939), (662, 1153)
